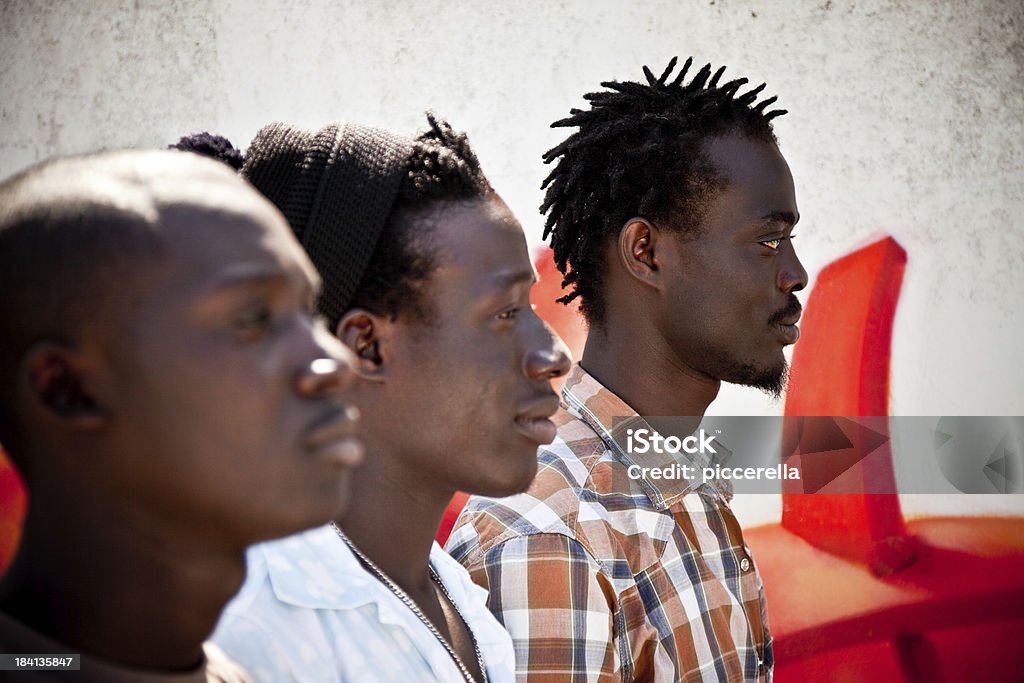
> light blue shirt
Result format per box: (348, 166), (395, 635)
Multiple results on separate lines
(213, 524), (515, 683)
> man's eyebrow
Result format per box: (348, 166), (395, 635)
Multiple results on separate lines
(487, 268), (538, 291)
(206, 265), (319, 298)
(759, 210), (799, 226)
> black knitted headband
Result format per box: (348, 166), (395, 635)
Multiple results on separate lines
(241, 121), (414, 329)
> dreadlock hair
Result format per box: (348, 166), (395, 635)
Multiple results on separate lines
(540, 56), (787, 329)
(347, 113), (493, 323)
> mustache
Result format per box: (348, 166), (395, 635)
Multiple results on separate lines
(768, 296), (803, 324)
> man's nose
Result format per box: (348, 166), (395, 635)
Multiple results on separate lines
(524, 321), (572, 380)
(295, 320), (358, 396)
(779, 243), (809, 294)
(295, 356), (357, 397)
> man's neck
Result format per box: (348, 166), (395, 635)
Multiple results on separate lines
(580, 324), (720, 418)
(0, 494), (247, 672)
(336, 456), (450, 596)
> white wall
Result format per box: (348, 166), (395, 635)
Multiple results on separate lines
(3, 0), (1021, 523)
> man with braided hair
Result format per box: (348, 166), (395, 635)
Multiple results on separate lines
(174, 114), (570, 682)
(448, 58), (807, 681)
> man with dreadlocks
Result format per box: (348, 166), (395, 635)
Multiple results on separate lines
(448, 58), (806, 681)
(172, 114), (570, 682)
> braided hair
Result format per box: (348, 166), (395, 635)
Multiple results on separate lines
(540, 56), (787, 328)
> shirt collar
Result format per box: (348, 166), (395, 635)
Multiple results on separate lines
(560, 364), (733, 507)
(255, 525), (513, 670)
(258, 524), (386, 612)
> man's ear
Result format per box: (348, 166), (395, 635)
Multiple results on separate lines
(617, 217), (662, 291)
(21, 341), (107, 430)
(335, 309), (389, 381)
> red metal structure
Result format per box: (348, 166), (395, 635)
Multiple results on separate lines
(0, 450), (24, 572)
(752, 236), (1024, 680)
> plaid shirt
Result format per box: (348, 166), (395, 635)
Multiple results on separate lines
(447, 365), (772, 682)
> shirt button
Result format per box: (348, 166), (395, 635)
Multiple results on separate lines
(740, 557), (751, 571)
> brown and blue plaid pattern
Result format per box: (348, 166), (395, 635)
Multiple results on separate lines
(447, 365), (772, 682)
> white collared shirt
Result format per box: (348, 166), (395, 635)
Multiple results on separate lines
(213, 524), (515, 683)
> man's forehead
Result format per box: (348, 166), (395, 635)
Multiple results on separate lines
(158, 201), (312, 279)
(429, 199), (532, 278)
(700, 134), (797, 213)
(158, 175), (281, 222)
(703, 134), (790, 183)
(0, 150), (312, 339)
(5, 150), (279, 239)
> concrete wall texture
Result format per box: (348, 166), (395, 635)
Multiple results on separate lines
(2, 1), (1022, 521)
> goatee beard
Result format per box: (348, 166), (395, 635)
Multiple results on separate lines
(722, 359), (789, 400)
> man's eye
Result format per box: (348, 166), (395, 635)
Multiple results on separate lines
(496, 308), (519, 321)
(235, 304), (274, 336)
(760, 237), (783, 250)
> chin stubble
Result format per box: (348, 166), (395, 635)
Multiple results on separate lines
(721, 358), (789, 401)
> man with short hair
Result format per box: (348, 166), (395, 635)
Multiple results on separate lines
(448, 58), (807, 682)
(0, 150), (363, 681)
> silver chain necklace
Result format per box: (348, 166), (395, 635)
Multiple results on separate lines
(329, 523), (488, 683)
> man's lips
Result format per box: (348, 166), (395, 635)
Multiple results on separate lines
(770, 300), (803, 345)
(514, 393), (561, 445)
(774, 321), (800, 344)
(304, 403), (364, 468)
(773, 311), (802, 344)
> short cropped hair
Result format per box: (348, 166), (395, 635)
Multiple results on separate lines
(0, 152), (240, 454)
